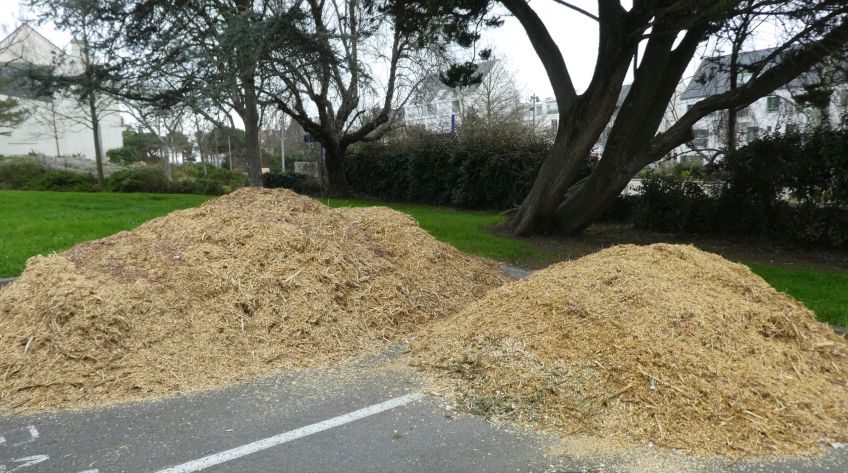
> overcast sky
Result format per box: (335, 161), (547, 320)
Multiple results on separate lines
(2, 0), (784, 109)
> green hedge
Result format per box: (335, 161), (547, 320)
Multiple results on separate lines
(0, 160), (97, 192)
(262, 171), (322, 195)
(632, 128), (848, 247)
(344, 132), (590, 209)
(0, 160), (245, 195)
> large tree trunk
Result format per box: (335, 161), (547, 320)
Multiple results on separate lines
(242, 79), (264, 187)
(509, 113), (613, 235)
(324, 142), (349, 198)
(554, 154), (642, 234)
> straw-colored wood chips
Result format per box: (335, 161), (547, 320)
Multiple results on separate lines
(413, 244), (848, 457)
(0, 188), (505, 412)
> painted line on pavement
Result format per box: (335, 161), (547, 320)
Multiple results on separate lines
(154, 392), (424, 473)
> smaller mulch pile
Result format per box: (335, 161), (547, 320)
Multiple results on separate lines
(0, 188), (505, 412)
(413, 244), (848, 457)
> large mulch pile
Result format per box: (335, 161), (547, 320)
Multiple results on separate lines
(0, 188), (506, 412)
(413, 244), (848, 457)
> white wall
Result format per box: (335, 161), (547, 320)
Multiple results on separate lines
(0, 25), (123, 160)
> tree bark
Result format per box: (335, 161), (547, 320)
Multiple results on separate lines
(324, 142), (349, 198)
(553, 154), (642, 234)
(87, 94), (104, 187)
(727, 37), (742, 153)
(508, 129), (592, 235)
(241, 78), (264, 187)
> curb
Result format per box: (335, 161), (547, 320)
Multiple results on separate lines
(0, 277), (17, 288)
(501, 264), (534, 280)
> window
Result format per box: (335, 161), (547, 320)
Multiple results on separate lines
(691, 129), (709, 148)
(766, 96), (780, 113)
(550, 119), (559, 129)
(535, 104), (543, 115)
(427, 103), (436, 115)
(737, 106), (749, 118)
(452, 99), (460, 114)
(745, 126), (759, 143)
(547, 103), (558, 114)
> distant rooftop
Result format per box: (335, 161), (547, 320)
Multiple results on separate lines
(680, 47), (839, 100)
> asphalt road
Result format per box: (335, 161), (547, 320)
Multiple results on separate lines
(0, 361), (561, 473)
(1, 356), (847, 473)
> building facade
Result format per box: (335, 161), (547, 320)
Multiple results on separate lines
(671, 47), (847, 163)
(0, 24), (123, 160)
(403, 60), (526, 131)
(524, 96), (560, 130)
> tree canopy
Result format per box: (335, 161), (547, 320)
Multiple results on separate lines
(386, 0), (848, 235)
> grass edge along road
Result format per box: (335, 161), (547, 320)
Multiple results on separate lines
(0, 190), (844, 327)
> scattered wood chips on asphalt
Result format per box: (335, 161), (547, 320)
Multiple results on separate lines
(412, 244), (848, 458)
(0, 188), (506, 412)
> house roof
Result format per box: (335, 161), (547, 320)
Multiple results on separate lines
(680, 47), (838, 100)
(0, 23), (66, 65)
(0, 25), (67, 101)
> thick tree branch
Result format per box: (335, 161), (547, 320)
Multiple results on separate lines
(500, 0), (577, 112)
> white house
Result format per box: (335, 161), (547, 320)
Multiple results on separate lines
(671, 47), (848, 163)
(524, 96), (560, 130)
(403, 60), (527, 131)
(0, 24), (123, 159)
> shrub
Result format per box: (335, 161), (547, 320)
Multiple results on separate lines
(105, 167), (171, 193)
(631, 128), (848, 247)
(107, 146), (144, 165)
(175, 164), (247, 194)
(26, 170), (97, 192)
(344, 130), (586, 210)
(631, 173), (717, 233)
(0, 159), (98, 192)
(105, 165), (246, 195)
(0, 160), (49, 189)
(262, 171), (322, 195)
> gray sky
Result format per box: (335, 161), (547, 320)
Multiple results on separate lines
(1, 0), (784, 109)
(1, 0), (601, 101)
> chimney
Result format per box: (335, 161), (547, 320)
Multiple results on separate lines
(69, 38), (86, 60)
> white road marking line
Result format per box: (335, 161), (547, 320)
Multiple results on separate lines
(0, 426), (39, 448)
(1, 455), (49, 472)
(154, 392), (424, 473)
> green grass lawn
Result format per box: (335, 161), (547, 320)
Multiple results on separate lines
(747, 262), (848, 328)
(0, 190), (212, 277)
